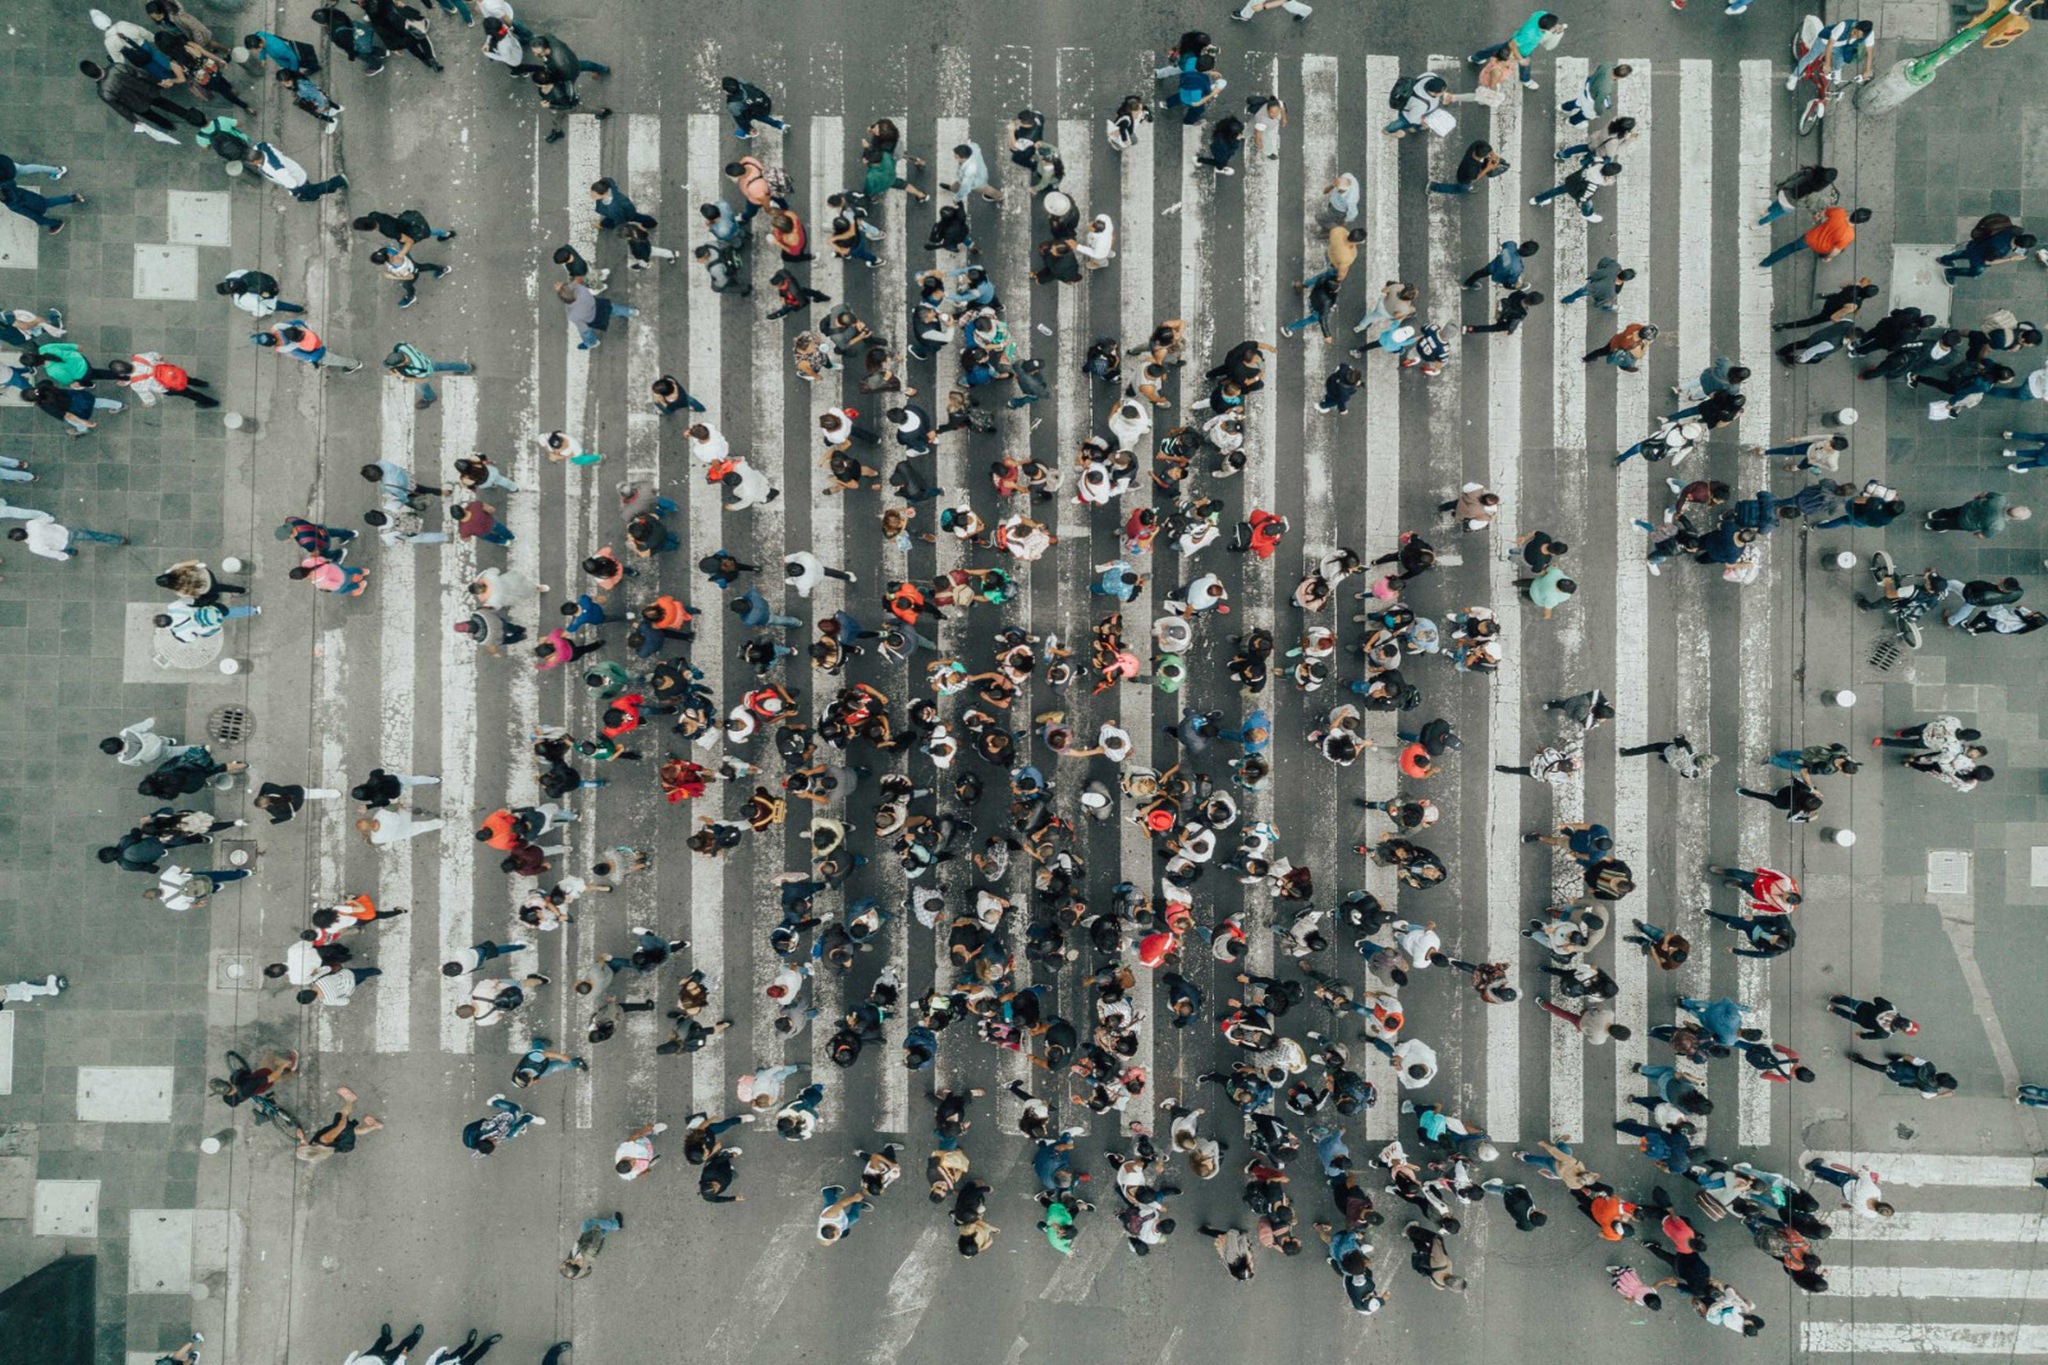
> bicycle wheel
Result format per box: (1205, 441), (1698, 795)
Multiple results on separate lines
(260, 1098), (305, 1143)
(1798, 97), (1823, 136)
(223, 1049), (249, 1076)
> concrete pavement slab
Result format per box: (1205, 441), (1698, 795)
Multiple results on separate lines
(74, 1069), (174, 1125)
(32, 1179), (99, 1238)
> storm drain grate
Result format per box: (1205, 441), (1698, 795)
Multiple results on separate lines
(206, 705), (254, 745)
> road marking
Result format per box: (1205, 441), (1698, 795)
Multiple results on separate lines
(686, 110), (730, 1118)
(1239, 50), (1280, 982)
(372, 377), (417, 1055)
(1113, 53), (1159, 1135)
(1827, 1212), (2047, 1242)
(863, 1222), (953, 1365)
(1605, 59), (1654, 1141)
(436, 379), (481, 1054)
(1481, 80), (1525, 1148)
(1041, 1218), (1119, 1301)
(1358, 51), (1401, 1136)
(1822, 1265), (2048, 1300)
(1734, 58), (1776, 1148)
(1801, 1321), (2048, 1355)
(700, 1221), (813, 1362)
(1801, 1151), (2043, 1186)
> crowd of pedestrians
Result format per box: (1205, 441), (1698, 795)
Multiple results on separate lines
(11, 0), (2046, 1357)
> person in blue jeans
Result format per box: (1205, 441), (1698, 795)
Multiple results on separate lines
(732, 588), (800, 630)
(681, 1111), (748, 1163)
(1, 181), (82, 233)
(2017, 1084), (2048, 1108)
(384, 343), (472, 408)
(1281, 274), (1342, 341)
(817, 1185), (872, 1243)
(512, 1038), (587, 1088)
(2005, 431), (2048, 471)
(561, 1213), (621, 1279)
(463, 1094), (540, 1156)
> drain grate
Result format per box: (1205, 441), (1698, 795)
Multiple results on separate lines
(206, 705), (254, 745)
(1868, 638), (1905, 673)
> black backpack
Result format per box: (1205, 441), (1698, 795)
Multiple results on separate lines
(1388, 75), (1419, 110)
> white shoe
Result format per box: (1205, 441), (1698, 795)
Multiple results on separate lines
(1583, 214), (1603, 223)
(530, 1115), (548, 1125)
(50, 166), (69, 181)
(653, 1121), (670, 1133)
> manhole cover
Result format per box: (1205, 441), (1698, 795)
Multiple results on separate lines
(207, 705), (254, 745)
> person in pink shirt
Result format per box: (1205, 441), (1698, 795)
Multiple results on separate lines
(289, 553), (369, 596)
(1607, 1262), (1665, 1310)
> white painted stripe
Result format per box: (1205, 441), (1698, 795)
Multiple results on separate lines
(931, 98), (970, 1100)
(876, 105), (913, 1140)
(501, 121), (546, 1056)
(1824, 1265), (2048, 1300)
(700, 1222), (813, 1362)
(1481, 84), (1524, 1148)
(619, 110), (666, 1118)
(1802, 1321), (2048, 1355)
(805, 113), (848, 1125)
(436, 380), (480, 1054)
(1735, 59), (1776, 1148)
(1041, 1220), (1119, 1301)
(1803, 1151), (2042, 1186)
(1667, 59), (1717, 1119)
(1829, 1212), (2048, 1242)
(312, 623), (347, 1058)
(1542, 55), (1593, 1147)
(1238, 51), (1279, 983)
(991, 46), (1035, 1125)
(686, 110), (730, 1118)
(1606, 60), (1653, 1142)
(862, 1222), (952, 1365)
(1358, 51), (1401, 1137)
(564, 112), (603, 458)
(372, 377), (418, 1055)
(1113, 56), (1157, 1136)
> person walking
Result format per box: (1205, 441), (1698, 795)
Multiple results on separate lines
(1429, 139), (1508, 195)
(557, 280), (637, 350)
(241, 139), (348, 203)
(1465, 288), (1544, 337)
(561, 1213), (624, 1278)
(1560, 60), (1630, 125)
(1925, 491), (2030, 537)
(1845, 1050), (1957, 1098)
(463, 1094), (544, 1156)
(720, 76), (786, 138)
(1530, 159), (1621, 222)
(1585, 322), (1657, 371)
(386, 342), (473, 409)
(250, 321), (360, 372)
(0, 173), (83, 234)
(1463, 238), (1538, 292)
(369, 242), (451, 309)
(5, 512), (124, 560)
(1559, 256), (1634, 311)
(296, 963), (381, 1007)
(1761, 205), (1870, 268)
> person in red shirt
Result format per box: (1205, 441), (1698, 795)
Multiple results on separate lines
(1760, 205), (1870, 268)
(477, 808), (521, 850)
(1707, 864), (1801, 913)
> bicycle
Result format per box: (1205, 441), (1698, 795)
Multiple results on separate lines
(1792, 15), (1869, 135)
(214, 1050), (307, 1145)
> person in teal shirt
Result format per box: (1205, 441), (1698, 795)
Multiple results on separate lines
(1469, 10), (1565, 88)
(1518, 564), (1578, 618)
(21, 340), (100, 386)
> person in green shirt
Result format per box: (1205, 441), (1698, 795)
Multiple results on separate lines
(21, 340), (104, 386)
(1517, 564), (1579, 618)
(1926, 490), (2031, 538)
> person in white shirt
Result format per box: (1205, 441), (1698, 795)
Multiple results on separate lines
(455, 973), (549, 1024)
(688, 421), (729, 464)
(156, 601), (261, 642)
(6, 513), (125, 559)
(1388, 1036), (1439, 1089)
(145, 864), (250, 911)
(720, 458), (779, 511)
(100, 716), (190, 767)
(354, 809), (445, 845)
(1, 973), (66, 1008)
(783, 550), (856, 598)
(243, 141), (349, 202)
(613, 1119), (667, 1178)
(420, 1330), (502, 1365)
(1806, 1160), (1894, 1217)
(1075, 214), (1116, 269)
(342, 1322), (422, 1364)
(296, 963), (380, 1006)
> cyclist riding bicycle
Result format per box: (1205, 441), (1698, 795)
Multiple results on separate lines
(1789, 17), (1877, 90)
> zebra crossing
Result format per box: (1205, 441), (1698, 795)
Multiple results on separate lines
(284, 42), (1814, 1168)
(1800, 1150), (2048, 1357)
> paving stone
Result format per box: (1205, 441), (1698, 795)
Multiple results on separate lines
(31, 1178), (99, 1237)
(132, 246), (198, 303)
(74, 1067), (175, 1124)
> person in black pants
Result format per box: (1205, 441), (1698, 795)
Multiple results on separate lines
(1465, 288), (1544, 336)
